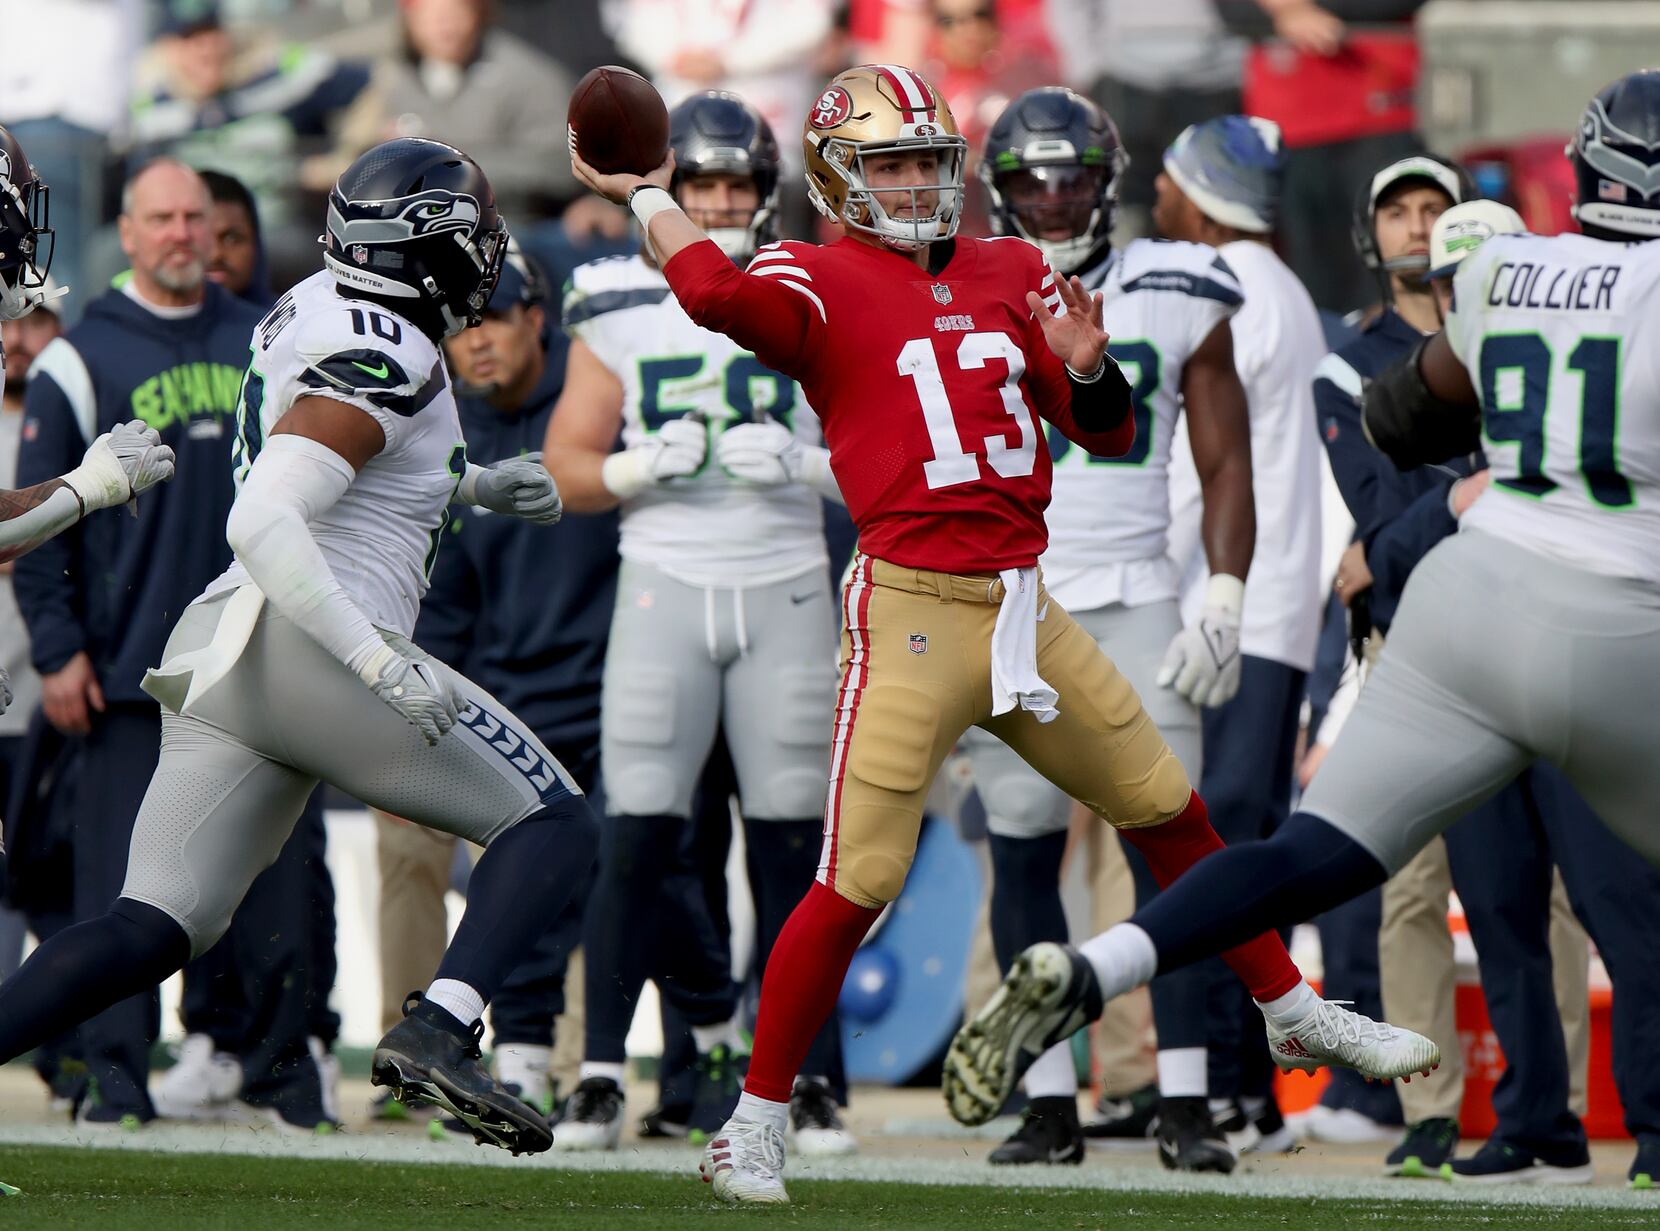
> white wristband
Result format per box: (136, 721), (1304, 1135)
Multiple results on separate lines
(600, 450), (651, 501)
(628, 186), (679, 230)
(1204, 572), (1246, 617)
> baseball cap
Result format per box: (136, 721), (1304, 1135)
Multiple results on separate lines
(1367, 155), (1465, 215)
(484, 242), (547, 315)
(1427, 199), (1526, 278)
(158, 0), (222, 38)
(1162, 115), (1286, 234)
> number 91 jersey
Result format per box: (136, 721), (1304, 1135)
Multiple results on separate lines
(207, 269), (466, 637)
(1446, 231), (1660, 581)
(564, 255), (826, 588)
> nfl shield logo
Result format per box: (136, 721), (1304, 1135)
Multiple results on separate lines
(908, 633), (928, 654)
(931, 283), (953, 305)
(352, 244), (369, 264)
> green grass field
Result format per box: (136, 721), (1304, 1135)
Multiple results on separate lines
(0, 1145), (1653, 1230)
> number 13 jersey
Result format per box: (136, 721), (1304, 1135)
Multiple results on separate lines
(673, 234), (1116, 574)
(1446, 231), (1660, 582)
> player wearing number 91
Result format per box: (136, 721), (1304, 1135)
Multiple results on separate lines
(544, 91), (855, 1156)
(0, 137), (601, 1159)
(573, 63), (1435, 1206)
(960, 66), (1660, 1200)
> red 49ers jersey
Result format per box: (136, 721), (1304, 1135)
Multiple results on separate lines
(665, 233), (1127, 573)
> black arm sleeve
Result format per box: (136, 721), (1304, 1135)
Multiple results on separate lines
(1067, 360), (1134, 433)
(1362, 339), (1482, 469)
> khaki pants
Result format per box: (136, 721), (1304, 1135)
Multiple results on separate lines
(823, 556), (1191, 908)
(1380, 837), (1589, 1123)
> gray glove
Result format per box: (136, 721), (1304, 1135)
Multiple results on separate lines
(468, 456), (563, 524)
(64, 421), (177, 512)
(0, 667), (11, 717)
(355, 641), (461, 745)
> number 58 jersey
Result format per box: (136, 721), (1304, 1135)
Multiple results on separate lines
(204, 269), (465, 637)
(1446, 231), (1660, 582)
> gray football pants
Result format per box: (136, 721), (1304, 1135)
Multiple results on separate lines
(602, 560), (838, 819)
(964, 598), (1201, 837)
(122, 593), (578, 956)
(1301, 529), (1660, 873)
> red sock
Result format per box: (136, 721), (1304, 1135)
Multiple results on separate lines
(1117, 791), (1302, 1002)
(743, 881), (881, 1103)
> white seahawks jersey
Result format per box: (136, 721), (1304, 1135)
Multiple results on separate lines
(1446, 232), (1660, 582)
(1041, 239), (1243, 611)
(564, 255), (825, 588)
(202, 270), (464, 636)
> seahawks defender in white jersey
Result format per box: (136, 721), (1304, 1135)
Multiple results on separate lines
(963, 87), (1255, 1168)
(950, 77), (1660, 1182)
(0, 139), (598, 1157)
(546, 93), (851, 1155)
(0, 123), (175, 699)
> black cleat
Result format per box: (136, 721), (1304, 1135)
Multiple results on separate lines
(1156, 1097), (1236, 1174)
(1081, 1082), (1159, 1147)
(989, 1096), (1085, 1165)
(688, 1043), (748, 1141)
(371, 994), (553, 1156)
(639, 1102), (691, 1139)
(1384, 1117), (1459, 1178)
(943, 943), (1104, 1127)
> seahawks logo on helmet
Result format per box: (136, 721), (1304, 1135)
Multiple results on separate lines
(1570, 70), (1660, 239)
(397, 193), (482, 238)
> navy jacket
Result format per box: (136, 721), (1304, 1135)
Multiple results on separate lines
(15, 283), (261, 701)
(1312, 307), (1481, 632)
(415, 342), (619, 753)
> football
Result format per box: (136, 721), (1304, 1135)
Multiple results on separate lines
(567, 65), (670, 176)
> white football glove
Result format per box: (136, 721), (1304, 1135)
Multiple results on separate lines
(1158, 574), (1245, 709)
(63, 421), (177, 512)
(717, 419), (800, 486)
(600, 414), (708, 499)
(466, 456), (563, 524)
(355, 639), (461, 746)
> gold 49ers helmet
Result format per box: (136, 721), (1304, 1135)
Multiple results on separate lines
(803, 65), (968, 251)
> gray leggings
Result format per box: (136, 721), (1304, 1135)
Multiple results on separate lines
(122, 594), (577, 955)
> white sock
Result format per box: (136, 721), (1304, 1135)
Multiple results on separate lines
(579, 1060), (627, 1087)
(1156, 1047), (1208, 1098)
(735, 1090), (788, 1132)
(1022, 1041), (1077, 1100)
(1255, 978), (1317, 1028)
(691, 1019), (745, 1056)
(1239, 1095), (1267, 1119)
(424, 978), (485, 1027)
(1078, 922), (1158, 1000)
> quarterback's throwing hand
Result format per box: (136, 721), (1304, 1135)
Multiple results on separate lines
(569, 147), (674, 206)
(1027, 272), (1110, 375)
(1158, 576), (1245, 708)
(718, 420), (799, 486)
(471, 457), (563, 525)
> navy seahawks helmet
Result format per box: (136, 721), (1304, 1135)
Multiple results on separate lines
(668, 91), (780, 264)
(0, 125), (55, 321)
(981, 87), (1125, 275)
(1570, 70), (1660, 241)
(1352, 152), (1474, 279)
(323, 138), (508, 340)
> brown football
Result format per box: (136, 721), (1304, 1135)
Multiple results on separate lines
(567, 66), (670, 176)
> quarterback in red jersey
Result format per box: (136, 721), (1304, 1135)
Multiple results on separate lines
(574, 66), (1438, 1206)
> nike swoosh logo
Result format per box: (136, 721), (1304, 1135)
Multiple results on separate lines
(790, 592), (818, 605)
(353, 360), (390, 379)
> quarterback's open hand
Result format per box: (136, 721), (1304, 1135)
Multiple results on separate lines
(1028, 272), (1110, 376)
(472, 457), (563, 524)
(569, 146), (674, 206)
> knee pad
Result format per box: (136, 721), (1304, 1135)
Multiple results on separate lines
(605, 666), (693, 816)
(982, 771), (1070, 838)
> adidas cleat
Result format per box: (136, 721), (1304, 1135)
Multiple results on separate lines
(699, 1116), (789, 1204)
(371, 994), (553, 1156)
(1266, 997), (1440, 1082)
(942, 943), (1103, 1127)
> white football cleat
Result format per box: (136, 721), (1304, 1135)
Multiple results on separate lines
(1265, 998), (1440, 1081)
(942, 942), (1103, 1127)
(700, 1116), (789, 1205)
(789, 1078), (857, 1158)
(152, 1033), (243, 1119)
(551, 1076), (623, 1151)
